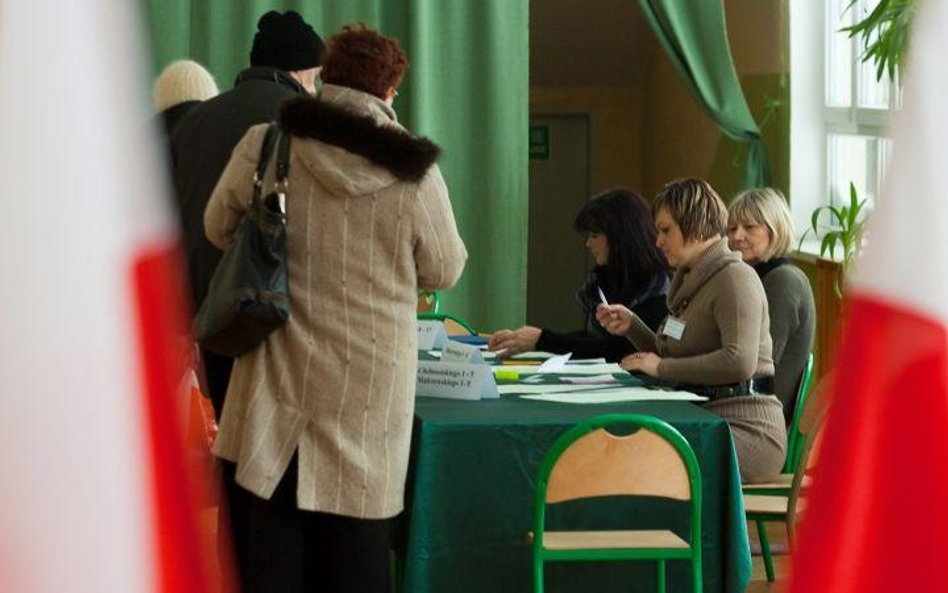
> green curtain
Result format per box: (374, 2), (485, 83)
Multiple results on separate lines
(637, 0), (771, 189)
(143, 0), (529, 332)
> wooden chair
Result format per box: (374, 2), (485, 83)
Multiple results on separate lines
(743, 411), (824, 582)
(530, 414), (703, 593)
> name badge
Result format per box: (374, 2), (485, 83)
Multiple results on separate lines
(661, 316), (686, 340)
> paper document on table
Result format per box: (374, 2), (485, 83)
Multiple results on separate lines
(433, 349), (497, 360)
(493, 363), (624, 376)
(560, 374), (618, 385)
(520, 386), (706, 404)
(565, 357), (607, 364)
(537, 352), (571, 372)
(510, 351), (556, 360)
(497, 384), (620, 395)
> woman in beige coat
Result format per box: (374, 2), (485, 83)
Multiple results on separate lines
(205, 25), (466, 593)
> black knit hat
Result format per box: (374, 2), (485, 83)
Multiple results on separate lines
(250, 11), (324, 71)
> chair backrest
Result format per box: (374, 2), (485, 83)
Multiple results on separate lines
(417, 291), (441, 313)
(546, 427), (691, 503)
(533, 414), (702, 547)
(783, 352), (815, 473)
(417, 311), (477, 336)
(787, 414), (824, 544)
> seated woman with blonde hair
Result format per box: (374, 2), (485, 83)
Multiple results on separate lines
(728, 188), (815, 426)
(597, 178), (786, 482)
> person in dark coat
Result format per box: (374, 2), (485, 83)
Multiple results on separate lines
(153, 59), (219, 138)
(168, 10), (324, 589)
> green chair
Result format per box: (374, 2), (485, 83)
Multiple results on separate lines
(783, 352), (815, 473)
(530, 414), (703, 593)
(416, 311), (477, 336)
(741, 353), (814, 582)
(743, 414), (823, 582)
(743, 352), (815, 495)
(417, 290), (441, 313)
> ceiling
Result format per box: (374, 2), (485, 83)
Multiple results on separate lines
(530, 0), (657, 87)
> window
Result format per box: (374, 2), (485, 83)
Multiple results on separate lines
(790, 0), (897, 250)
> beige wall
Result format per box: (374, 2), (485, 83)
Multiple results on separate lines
(530, 86), (645, 196)
(642, 0), (788, 200)
(530, 1), (787, 202)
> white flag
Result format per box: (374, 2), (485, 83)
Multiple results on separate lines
(787, 2), (948, 592)
(0, 1), (214, 592)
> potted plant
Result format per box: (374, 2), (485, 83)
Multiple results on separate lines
(844, 0), (915, 82)
(800, 182), (869, 297)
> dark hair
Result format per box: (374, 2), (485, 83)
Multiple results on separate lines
(573, 188), (669, 305)
(321, 24), (408, 99)
(652, 178), (728, 242)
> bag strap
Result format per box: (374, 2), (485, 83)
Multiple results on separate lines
(275, 130), (291, 185)
(253, 123), (281, 199)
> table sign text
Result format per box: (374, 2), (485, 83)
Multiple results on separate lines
(417, 360), (499, 400)
(417, 320), (448, 350)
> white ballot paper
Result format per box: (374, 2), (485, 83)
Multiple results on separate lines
(520, 386), (706, 404)
(537, 352), (572, 372)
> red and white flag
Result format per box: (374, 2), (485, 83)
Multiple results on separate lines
(787, 2), (948, 591)
(0, 2), (214, 592)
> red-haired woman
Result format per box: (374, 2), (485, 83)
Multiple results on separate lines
(205, 24), (467, 593)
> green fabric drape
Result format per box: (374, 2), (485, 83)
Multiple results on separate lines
(144, 0), (528, 331)
(638, 0), (771, 189)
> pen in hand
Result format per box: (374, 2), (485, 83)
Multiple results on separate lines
(597, 285), (609, 306)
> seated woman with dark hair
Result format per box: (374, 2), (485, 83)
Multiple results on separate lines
(728, 188), (815, 426)
(489, 188), (670, 362)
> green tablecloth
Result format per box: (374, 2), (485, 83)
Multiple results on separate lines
(398, 388), (751, 593)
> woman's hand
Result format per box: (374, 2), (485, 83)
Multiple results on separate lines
(596, 303), (635, 336)
(488, 326), (542, 358)
(620, 351), (661, 377)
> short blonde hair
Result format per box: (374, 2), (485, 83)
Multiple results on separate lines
(153, 60), (219, 112)
(652, 178), (728, 242)
(728, 187), (796, 260)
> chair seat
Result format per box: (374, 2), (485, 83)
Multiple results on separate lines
(742, 474), (812, 493)
(540, 529), (690, 551)
(742, 473), (793, 491)
(744, 494), (789, 516)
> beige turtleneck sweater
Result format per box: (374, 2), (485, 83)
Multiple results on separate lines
(626, 238), (774, 386)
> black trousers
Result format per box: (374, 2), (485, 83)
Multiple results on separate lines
(245, 456), (391, 593)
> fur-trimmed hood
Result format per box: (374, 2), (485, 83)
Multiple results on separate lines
(278, 85), (441, 196)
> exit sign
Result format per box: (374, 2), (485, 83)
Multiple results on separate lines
(529, 124), (550, 160)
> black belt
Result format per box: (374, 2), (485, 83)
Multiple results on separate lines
(677, 376), (774, 399)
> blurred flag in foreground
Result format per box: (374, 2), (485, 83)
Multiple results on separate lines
(0, 1), (214, 592)
(786, 1), (948, 592)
